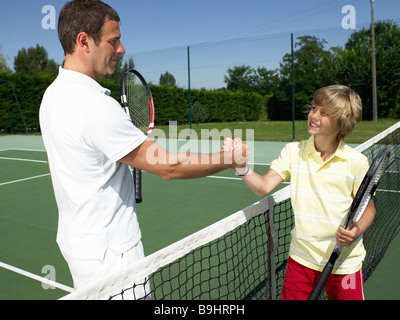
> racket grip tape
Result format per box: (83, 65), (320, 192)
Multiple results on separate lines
(134, 168), (143, 203)
(308, 252), (338, 300)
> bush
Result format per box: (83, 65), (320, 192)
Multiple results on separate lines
(0, 73), (264, 133)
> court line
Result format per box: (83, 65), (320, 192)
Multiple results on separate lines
(0, 147), (270, 296)
(0, 156), (47, 164)
(0, 154), (49, 186)
(0, 153), (273, 184)
(0, 261), (73, 293)
(206, 175), (290, 186)
(377, 188), (400, 193)
(205, 162), (274, 181)
(0, 173), (51, 187)
(207, 175), (242, 181)
(0, 148), (46, 152)
(0, 149), (73, 294)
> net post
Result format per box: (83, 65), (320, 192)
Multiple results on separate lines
(265, 195), (279, 300)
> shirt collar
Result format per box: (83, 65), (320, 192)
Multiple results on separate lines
(58, 67), (111, 96)
(305, 135), (347, 160)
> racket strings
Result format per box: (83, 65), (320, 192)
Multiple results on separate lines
(350, 152), (390, 226)
(125, 74), (152, 134)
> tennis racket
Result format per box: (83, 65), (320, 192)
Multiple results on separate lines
(121, 69), (155, 203)
(308, 147), (390, 300)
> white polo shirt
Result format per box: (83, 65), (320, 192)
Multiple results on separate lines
(40, 67), (147, 260)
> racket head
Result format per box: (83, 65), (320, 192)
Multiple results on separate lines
(121, 69), (155, 136)
(120, 69), (154, 204)
(344, 147), (390, 228)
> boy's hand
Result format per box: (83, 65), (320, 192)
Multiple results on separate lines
(221, 137), (249, 169)
(336, 220), (361, 246)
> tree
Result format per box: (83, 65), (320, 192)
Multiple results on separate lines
(255, 67), (279, 95)
(13, 44), (58, 74)
(159, 71), (176, 87)
(337, 20), (400, 119)
(224, 65), (278, 95)
(102, 55), (135, 81)
(268, 35), (331, 120)
(0, 44), (11, 73)
(224, 65), (255, 92)
(122, 56), (135, 72)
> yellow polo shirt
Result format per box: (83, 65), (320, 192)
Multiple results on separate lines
(270, 136), (369, 274)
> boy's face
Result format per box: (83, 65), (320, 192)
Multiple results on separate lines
(308, 105), (341, 139)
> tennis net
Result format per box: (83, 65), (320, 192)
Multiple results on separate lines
(61, 121), (400, 300)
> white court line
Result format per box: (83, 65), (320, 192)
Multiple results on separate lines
(0, 154), (49, 186)
(0, 148), (45, 152)
(0, 157), (47, 164)
(251, 162), (269, 166)
(0, 150), (73, 293)
(206, 175), (290, 185)
(205, 162), (274, 181)
(377, 188), (400, 193)
(207, 175), (242, 181)
(0, 173), (51, 187)
(0, 261), (73, 293)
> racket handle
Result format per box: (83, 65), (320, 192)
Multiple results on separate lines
(134, 168), (143, 203)
(308, 251), (339, 300)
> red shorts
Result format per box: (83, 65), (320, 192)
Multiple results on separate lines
(281, 257), (365, 300)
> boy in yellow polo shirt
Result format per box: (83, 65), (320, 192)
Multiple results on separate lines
(226, 85), (376, 300)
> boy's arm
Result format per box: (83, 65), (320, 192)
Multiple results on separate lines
(336, 199), (376, 246)
(241, 168), (283, 197)
(222, 137), (283, 197)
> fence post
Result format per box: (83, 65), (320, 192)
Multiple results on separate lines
(291, 33), (295, 141)
(187, 46), (192, 133)
(370, 0), (378, 121)
(4, 73), (12, 133)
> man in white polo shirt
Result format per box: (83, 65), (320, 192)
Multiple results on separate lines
(39, 0), (248, 295)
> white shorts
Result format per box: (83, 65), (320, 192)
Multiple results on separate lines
(62, 241), (149, 299)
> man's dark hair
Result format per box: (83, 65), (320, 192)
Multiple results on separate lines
(58, 0), (120, 55)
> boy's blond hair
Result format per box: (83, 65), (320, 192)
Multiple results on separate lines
(312, 85), (362, 141)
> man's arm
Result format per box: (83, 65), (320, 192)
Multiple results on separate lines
(119, 139), (249, 180)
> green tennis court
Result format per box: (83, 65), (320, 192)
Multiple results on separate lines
(0, 135), (399, 300)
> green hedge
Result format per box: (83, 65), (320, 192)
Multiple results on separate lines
(150, 86), (264, 125)
(0, 73), (54, 132)
(0, 73), (265, 133)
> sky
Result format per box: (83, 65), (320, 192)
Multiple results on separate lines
(1, 0), (400, 88)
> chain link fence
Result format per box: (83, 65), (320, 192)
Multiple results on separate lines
(124, 19), (400, 122)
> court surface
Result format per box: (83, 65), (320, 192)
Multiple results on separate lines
(0, 135), (398, 300)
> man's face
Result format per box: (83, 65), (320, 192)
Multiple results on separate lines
(90, 19), (126, 80)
